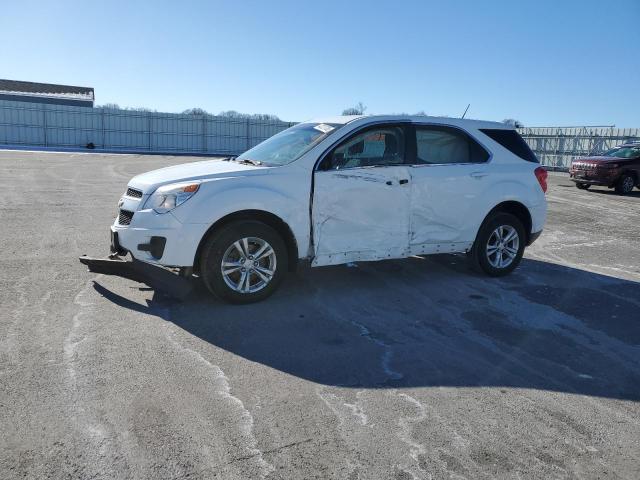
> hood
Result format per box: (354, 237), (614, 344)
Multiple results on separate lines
(128, 159), (266, 192)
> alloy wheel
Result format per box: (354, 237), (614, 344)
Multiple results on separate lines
(486, 225), (520, 269)
(220, 237), (277, 293)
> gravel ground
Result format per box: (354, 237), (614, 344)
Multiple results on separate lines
(1, 150), (639, 480)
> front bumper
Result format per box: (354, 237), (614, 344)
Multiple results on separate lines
(569, 177), (610, 186)
(112, 209), (209, 267)
(78, 254), (193, 300)
(569, 169), (619, 186)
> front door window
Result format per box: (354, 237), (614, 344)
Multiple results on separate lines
(321, 127), (405, 170)
(312, 124), (411, 266)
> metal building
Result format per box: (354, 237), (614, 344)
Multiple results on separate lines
(518, 126), (640, 170)
(0, 79), (94, 107)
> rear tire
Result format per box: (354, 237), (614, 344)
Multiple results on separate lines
(469, 213), (526, 277)
(199, 220), (288, 304)
(615, 173), (635, 195)
(575, 183), (590, 190)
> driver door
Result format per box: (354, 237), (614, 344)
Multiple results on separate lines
(312, 124), (412, 266)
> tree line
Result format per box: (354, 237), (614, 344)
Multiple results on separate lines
(97, 102), (523, 126)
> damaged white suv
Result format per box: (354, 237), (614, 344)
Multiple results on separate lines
(84, 116), (547, 303)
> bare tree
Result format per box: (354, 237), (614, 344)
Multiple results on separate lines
(127, 106), (156, 112)
(218, 110), (280, 121)
(250, 113), (281, 121)
(218, 110), (245, 118)
(182, 108), (209, 116)
(341, 102), (367, 116)
(96, 103), (155, 112)
(503, 118), (524, 128)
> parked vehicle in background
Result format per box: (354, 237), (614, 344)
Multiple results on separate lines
(82, 115), (548, 303)
(570, 141), (640, 194)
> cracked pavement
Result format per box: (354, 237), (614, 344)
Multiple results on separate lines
(1, 151), (639, 479)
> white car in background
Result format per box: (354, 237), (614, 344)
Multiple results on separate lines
(84, 115), (548, 303)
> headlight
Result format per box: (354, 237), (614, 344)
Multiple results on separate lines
(144, 182), (200, 214)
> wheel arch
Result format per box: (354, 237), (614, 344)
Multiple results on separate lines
(621, 169), (638, 184)
(193, 209), (299, 274)
(482, 201), (533, 244)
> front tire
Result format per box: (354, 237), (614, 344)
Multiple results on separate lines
(575, 183), (590, 190)
(615, 174), (635, 195)
(199, 220), (288, 304)
(469, 213), (526, 277)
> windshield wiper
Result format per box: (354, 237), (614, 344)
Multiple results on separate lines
(233, 158), (263, 166)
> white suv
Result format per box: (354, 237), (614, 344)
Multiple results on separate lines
(97, 115), (547, 303)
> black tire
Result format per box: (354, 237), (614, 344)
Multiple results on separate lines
(575, 183), (590, 190)
(199, 220), (288, 304)
(469, 212), (526, 277)
(614, 173), (635, 195)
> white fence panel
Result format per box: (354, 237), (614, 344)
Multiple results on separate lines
(518, 126), (640, 170)
(10, 98), (637, 168)
(0, 99), (293, 155)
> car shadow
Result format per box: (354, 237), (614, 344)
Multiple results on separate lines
(93, 255), (640, 401)
(586, 188), (640, 198)
(552, 180), (640, 198)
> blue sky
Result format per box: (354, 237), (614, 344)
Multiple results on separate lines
(2, 0), (638, 126)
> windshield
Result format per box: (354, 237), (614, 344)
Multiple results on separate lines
(602, 146), (640, 158)
(236, 123), (341, 166)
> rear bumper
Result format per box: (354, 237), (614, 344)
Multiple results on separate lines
(527, 229), (543, 246)
(528, 201), (547, 235)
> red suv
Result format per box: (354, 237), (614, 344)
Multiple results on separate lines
(570, 142), (640, 195)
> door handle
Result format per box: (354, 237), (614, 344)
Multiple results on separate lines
(470, 172), (488, 178)
(399, 179), (409, 185)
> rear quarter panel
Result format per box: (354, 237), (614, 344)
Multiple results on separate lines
(481, 161), (547, 235)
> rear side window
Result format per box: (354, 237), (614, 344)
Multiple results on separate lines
(480, 129), (538, 163)
(414, 126), (489, 164)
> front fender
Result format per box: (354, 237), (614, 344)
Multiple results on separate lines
(170, 175), (311, 258)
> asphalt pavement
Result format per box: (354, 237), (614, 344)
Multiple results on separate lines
(1, 150), (639, 479)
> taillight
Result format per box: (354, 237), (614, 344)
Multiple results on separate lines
(534, 166), (548, 193)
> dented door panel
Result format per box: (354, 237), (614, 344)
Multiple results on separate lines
(409, 164), (489, 245)
(312, 167), (411, 266)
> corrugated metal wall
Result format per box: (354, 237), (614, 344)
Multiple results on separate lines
(1, 99), (637, 166)
(518, 126), (640, 170)
(0, 99), (294, 155)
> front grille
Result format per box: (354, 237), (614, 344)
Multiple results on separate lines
(572, 162), (596, 170)
(126, 187), (143, 198)
(118, 209), (134, 225)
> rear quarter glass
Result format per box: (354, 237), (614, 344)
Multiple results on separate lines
(480, 129), (539, 163)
